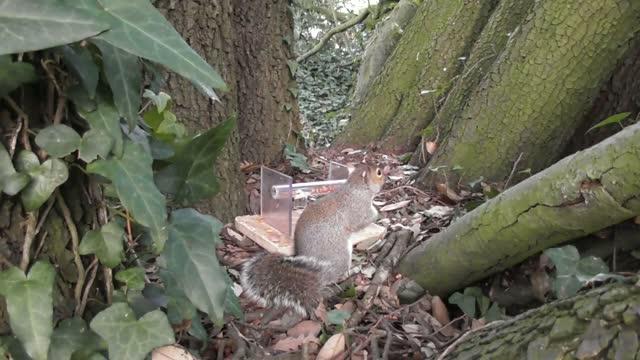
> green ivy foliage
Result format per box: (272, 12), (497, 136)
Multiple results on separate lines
(0, 1), (238, 359)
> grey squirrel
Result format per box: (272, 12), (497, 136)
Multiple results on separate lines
(240, 164), (386, 317)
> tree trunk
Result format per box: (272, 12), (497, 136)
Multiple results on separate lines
(157, 0), (301, 223)
(337, 0), (499, 153)
(232, 0), (303, 163)
(417, 0), (640, 189)
(351, 0), (417, 106)
(399, 122), (640, 296)
(411, 0), (536, 165)
(439, 281), (640, 359)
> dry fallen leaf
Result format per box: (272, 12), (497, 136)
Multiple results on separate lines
(380, 200), (411, 212)
(152, 345), (196, 360)
(273, 334), (319, 352)
(316, 333), (346, 360)
(431, 296), (450, 326)
(435, 183), (463, 203)
(287, 320), (322, 338)
(426, 141), (437, 154)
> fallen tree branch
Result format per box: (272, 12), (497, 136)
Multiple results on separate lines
(347, 229), (411, 327)
(399, 122), (640, 296)
(296, 8), (371, 63)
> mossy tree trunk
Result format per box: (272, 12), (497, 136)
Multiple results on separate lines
(158, 0), (301, 223)
(337, 0), (499, 153)
(439, 281), (640, 359)
(399, 122), (640, 296)
(417, 0), (640, 189)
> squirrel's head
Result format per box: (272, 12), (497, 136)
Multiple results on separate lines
(349, 164), (386, 193)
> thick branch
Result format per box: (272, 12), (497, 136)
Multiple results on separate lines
(399, 123), (640, 296)
(296, 8), (371, 63)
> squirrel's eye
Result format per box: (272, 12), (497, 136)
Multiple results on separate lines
(376, 169), (382, 176)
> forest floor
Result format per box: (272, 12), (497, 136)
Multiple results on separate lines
(206, 147), (511, 359)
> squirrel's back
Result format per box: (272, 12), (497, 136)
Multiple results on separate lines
(240, 253), (331, 316)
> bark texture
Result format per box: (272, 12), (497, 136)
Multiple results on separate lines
(439, 281), (640, 359)
(418, 0), (640, 188)
(412, 0), (535, 165)
(158, 0), (300, 222)
(337, 0), (498, 153)
(351, 0), (417, 105)
(232, 0), (303, 163)
(399, 122), (640, 296)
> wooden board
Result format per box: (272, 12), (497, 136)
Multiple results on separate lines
(235, 210), (387, 256)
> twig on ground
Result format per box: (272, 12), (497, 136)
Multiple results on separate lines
(78, 257), (99, 315)
(3, 96), (31, 151)
(56, 191), (86, 316)
(347, 229), (411, 327)
(503, 152), (524, 189)
(229, 323), (248, 360)
(52, 95), (66, 125)
(19, 212), (38, 271)
(7, 117), (22, 157)
(382, 321), (393, 360)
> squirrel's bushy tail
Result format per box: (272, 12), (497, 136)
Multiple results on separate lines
(240, 253), (330, 316)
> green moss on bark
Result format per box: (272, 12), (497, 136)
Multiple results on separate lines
(337, 0), (498, 152)
(399, 123), (640, 296)
(420, 0), (640, 188)
(440, 281), (640, 359)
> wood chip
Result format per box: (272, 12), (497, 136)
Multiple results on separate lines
(380, 200), (411, 212)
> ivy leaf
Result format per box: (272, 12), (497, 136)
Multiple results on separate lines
(0, 261), (55, 360)
(160, 208), (227, 324)
(35, 124), (81, 158)
(159, 270), (197, 326)
(576, 256), (609, 282)
(586, 112), (630, 134)
(0, 0), (109, 55)
(59, 45), (99, 99)
(544, 245), (580, 276)
(15, 149), (39, 173)
(0, 142), (22, 194)
(79, 128), (113, 162)
(93, 39), (142, 130)
(0, 55), (37, 96)
(78, 220), (125, 268)
(327, 309), (351, 325)
(115, 267), (145, 290)
(16, 153), (69, 212)
(90, 303), (174, 360)
(77, 93), (124, 157)
(87, 141), (168, 252)
(155, 117), (235, 205)
(284, 144), (311, 173)
(3, 172), (30, 196)
(143, 89), (171, 113)
(552, 275), (583, 299)
(92, 0), (227, 98)
(448, 291), (476, 318)
(48, 317), (105, 360)
(484, 303), (505, 322)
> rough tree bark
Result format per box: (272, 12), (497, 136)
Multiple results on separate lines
(350, 0), (417, 105)
(418, 0), (640, 189)
(158, 0), (301, 222)
(337, 0), (499, 153)
(399, 122), (640, 296)
(439, 280), (640, 359)
(411, 0), (535, 165)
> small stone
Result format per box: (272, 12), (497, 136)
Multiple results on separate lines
(612, 329), (638, 360)
(575, 320), (619, 359)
